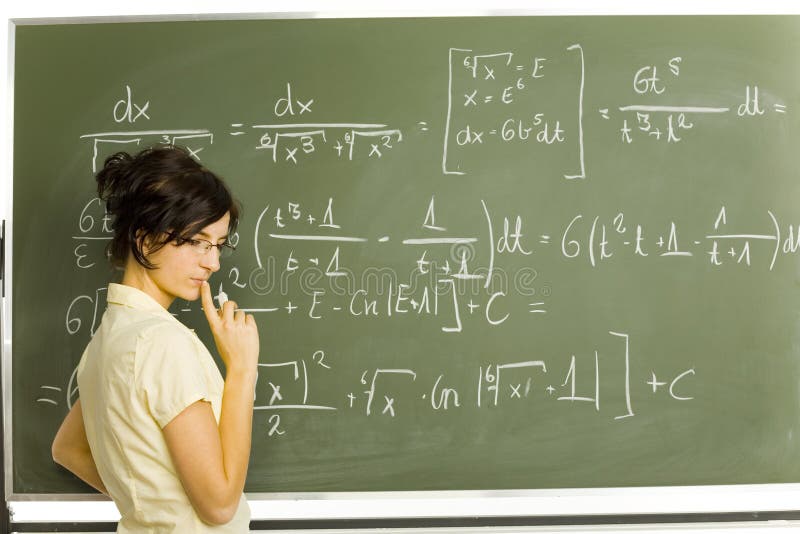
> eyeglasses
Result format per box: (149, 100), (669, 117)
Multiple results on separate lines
(182, 238), (236, 258)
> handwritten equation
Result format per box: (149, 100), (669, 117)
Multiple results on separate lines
(68, 193), (800, 339)
(80, 82), (404, 169)
(78, 43), (788, 179)
(443, 47), (788, 177)
(39, 326), (695, 439)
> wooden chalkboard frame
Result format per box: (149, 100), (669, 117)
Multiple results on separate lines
(6, 9), (800, 525)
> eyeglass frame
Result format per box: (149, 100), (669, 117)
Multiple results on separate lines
(177, 237), (236, 258)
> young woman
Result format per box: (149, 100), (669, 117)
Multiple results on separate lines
(51, 145), (259, 532)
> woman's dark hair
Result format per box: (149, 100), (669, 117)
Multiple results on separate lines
(96, 145), (240, 269)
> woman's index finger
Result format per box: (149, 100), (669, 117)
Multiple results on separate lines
(200, 281), (219, 326)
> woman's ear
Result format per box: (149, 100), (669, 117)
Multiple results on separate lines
(135, 229), (158, 258)
(135, 229), (148, 255)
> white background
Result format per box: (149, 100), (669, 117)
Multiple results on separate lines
(4, 0), (800, 531)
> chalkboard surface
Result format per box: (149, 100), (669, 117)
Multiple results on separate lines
(11, 15), (800, 495)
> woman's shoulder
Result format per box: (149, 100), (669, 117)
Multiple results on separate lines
(134, 316), (203, 356)
(133, 318), (210, 380)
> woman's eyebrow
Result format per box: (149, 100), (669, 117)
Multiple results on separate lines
(196, 231), (228, 242)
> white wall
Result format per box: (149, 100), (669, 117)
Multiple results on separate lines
(4, 0), (800, 531)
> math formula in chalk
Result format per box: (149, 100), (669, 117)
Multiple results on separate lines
(81, 81), (404, 168)
(77, 46), (788, 179)
(67, 194), (800, 334)
(443, 47), (787, 177)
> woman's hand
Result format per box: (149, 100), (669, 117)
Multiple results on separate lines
(200, 281), (259, 376)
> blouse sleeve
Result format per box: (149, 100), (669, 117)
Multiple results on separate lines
(135, 323), (211, 429)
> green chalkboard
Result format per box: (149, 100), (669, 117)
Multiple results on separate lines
(10, 15), (800, 496)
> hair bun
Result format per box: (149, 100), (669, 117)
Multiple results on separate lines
(96, 151), (135, 212)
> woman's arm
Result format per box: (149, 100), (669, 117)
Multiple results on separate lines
(51, 400), (108, 495)
(163, 375), (255, 525)
(162, 281), (259, 526)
